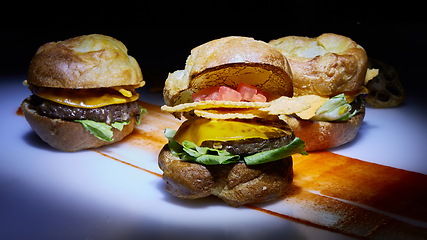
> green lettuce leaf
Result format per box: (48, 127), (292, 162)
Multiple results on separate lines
(311, 93), (358, 122)
(75, 119), (134, 142)
(243, 137), (307, 165)
(164, 128), (307, 165)
(181, 140), (241, 165)
(164, 128), (185, 155)
(75, 120), (115, 142)
(111, 120), (130, 131)
(74, 106), (147, 142)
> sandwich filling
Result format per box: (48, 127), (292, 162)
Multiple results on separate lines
(25, 83), (146, 142)
(30, 86), (139, 108)
(165, 118), (306, 166)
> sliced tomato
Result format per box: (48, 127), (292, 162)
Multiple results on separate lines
(218, 86), (242, 101)
(192, 86), (220, 102)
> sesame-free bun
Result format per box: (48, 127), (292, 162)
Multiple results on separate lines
(164, 36), (293, 107)
(158, 144), (293, 207)
(27, 34), (144, 89)
(269, 33), (368, 97)
(281, 106), (365, 151)
(21, 97), (136, 152)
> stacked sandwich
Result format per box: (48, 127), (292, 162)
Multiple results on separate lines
(269, 33), (378, 151)
(159, 36), (308, 207)
(21, 34), (146, 152)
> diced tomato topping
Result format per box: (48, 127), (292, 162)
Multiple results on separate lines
(192, 86), (220, 102)
(251, 93), (267, 102)
(192, 84), (267, 102)
(237, 83), (258, 101)
(257, 90), (269, 102)
(218, 86), (242, 101)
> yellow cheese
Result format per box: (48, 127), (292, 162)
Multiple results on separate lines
(173, 118), (291, 146)
(111, 86), (133, 97)
(344, 87), (368, 103)
(34, 87), (139, 108)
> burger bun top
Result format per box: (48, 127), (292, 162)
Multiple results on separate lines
(164, 36), (293, 107)
(27, 34), (144, 89)
(269, 33), (368, 97)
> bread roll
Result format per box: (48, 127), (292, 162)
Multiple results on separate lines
(164, 36), (293, 107)
(269, 33), (368, 97)
(158, 145), (293, 207)
(27, 34), (144, 89)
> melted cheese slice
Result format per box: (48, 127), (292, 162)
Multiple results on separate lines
(173, 118), (291, 146)
(34, 87), (139, 108)
(344, 87), (368, 103)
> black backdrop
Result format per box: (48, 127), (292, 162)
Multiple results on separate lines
(1, 10), (425, 97)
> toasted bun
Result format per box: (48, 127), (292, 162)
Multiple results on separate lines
(282, 106), (365, 151)
(21, 97), (135, 152)
(27, 34), (144, 89)
(158, 144), (293, 207)
(164, 36), (293, 107)
(269, 33), (368, 97)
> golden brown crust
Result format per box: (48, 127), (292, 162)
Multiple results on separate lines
(158, 144), (293, 207)
(269, 33), (368, 97)
(27, 34), (144, 89)
(282, 106), (365, 151)
(21, 97), (135, 152)
(163, 36), (293, 107)
(186, 36), (291, 80)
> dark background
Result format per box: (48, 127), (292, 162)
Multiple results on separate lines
(1, 7), (425, 98)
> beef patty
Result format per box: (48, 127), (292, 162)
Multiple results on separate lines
(201, 134), (294, 156)
(28, 95), (141, 124)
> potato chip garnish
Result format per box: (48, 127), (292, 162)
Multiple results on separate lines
(365, 68), (379, 84)
(161, 100), (270, 113)
(259, 96), (311, 115)
(294, 95), (329, 120)
(194, 108), (269, 119)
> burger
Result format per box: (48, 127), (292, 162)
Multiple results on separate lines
(269, 33), (378, 151)
(21, 34), (146, 152)
(158, 36), (307, 207)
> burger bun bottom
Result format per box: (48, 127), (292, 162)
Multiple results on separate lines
(158, 145), (293, 207)
(21, 97), (135, 152)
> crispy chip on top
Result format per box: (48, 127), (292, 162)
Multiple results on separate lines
(365, 68), (379, 84)
(194, 109), (269, 119)
(160, 95), (328, 120)
(258, 96), (310, 115)
(160, 100), (270, 113)
(294, 95), (329, 120)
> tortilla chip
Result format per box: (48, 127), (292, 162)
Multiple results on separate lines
(194, 108), (269, 119)
(162, 95), (328, 120)
(161, 100), (270, 113)
(259, 96), (311, 115)
(294, 95), (329, 120)
(365, 68), (379, 84)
